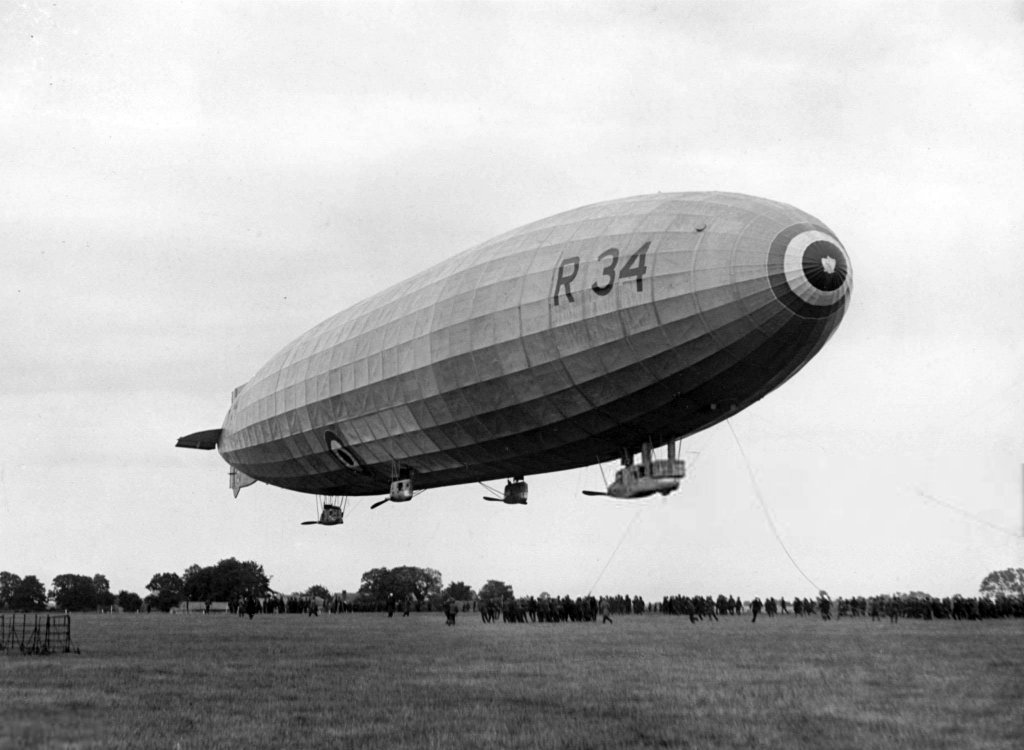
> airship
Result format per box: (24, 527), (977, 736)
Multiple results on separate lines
(178, 192), (852, 521)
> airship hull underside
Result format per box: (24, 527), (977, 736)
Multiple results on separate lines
(216, 193), (852, 496)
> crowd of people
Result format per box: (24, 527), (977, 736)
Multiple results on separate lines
(659, 592), (1024, 621)
(214, 590), (1024, 623)
(474, 594), (639, 624)
(223, 593), (351, 617)
(460, 591), (1024, 624)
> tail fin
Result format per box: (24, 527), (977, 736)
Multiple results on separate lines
(177, 428), (255, 497)
(176, 429), (222, 450)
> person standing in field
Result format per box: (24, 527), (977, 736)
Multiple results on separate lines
(705, 596), (719, 621)
(887, 595), (900, 624)
(386, 592), (396, 618)
(537, 596), (550, 623)
(403, 595), (411, 617)
(818, 592), (831, 621)
(599, 598), (613, 624)
(869, 597), (881, 621)
(751, 597), (762, 622)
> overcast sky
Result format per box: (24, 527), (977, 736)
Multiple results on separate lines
(2, 1), (1022, 602)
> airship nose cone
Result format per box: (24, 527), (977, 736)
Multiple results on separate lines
(768, 223), (852, 319)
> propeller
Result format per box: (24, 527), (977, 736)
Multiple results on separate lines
(370, 498), (390, 510)
(480, 481), (509, 503)
(582, 461), (614, 497)
(300, 520), (319, 525)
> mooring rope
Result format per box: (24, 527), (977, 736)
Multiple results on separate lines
(585, 434), (716, 597)
(727, 419), (823, 594)
(739, 410), (1023, 541)
(587, 505), (644, 597)
(915, 489), (1023, 539)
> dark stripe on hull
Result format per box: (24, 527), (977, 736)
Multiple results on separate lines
(223, 307), (844, 495)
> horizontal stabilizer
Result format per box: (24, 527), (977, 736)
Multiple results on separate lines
(176, 429), (222, 450)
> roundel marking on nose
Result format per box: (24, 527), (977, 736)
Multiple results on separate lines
(768, 222), (852, 319)
(325, 430), (362, 471)
(802, 240), (848, 292)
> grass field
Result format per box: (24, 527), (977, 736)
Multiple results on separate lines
(1, 612), (1022, 749)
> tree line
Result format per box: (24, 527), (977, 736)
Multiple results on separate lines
(352, 567), (519, 612)
(0, 571), (139, 612)
(0, 563), (505, 613)
(3, 565), (1022, 614)
(0, 559), (270, 613)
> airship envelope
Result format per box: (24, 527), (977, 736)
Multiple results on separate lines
(180, 192), (852, 499)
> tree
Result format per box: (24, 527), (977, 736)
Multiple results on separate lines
(0, 571), (23, 609)
(93, 574), (116, 608)
(392, 566), (441, 603)
(443, 581), (475, 601)
(181, 563), (214, 602)
(117, 590), (143, 612)
(181, 558), (271, 602)
(146, 572), (184, 612)
(358, 566), (442, 607)
(10, 575), (47, 611)
(979, 568), (1024, 597)
(50, 574), (98, 611)
(306, 585), (331, 600)
(215, 558), (271, 599)
(478, 580), (514, 602)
